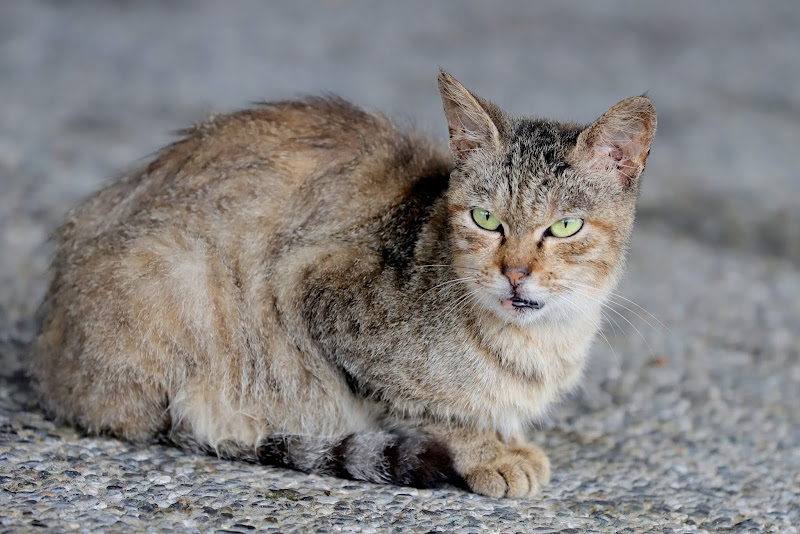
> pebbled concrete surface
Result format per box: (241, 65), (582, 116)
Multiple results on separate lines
(1, 1), (798, 532)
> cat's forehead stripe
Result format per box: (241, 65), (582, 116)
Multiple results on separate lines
(509, 119), (581, 168)
(468, 120), (593, 221)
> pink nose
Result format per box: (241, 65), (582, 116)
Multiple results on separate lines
(504, 268), (529, 287)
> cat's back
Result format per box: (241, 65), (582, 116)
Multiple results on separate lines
(32, 96), (453, 439)
(59, 97), (451, 250)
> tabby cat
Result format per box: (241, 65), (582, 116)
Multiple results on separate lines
(30, 72), (656, 498)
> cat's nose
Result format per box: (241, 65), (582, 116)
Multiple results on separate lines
(503, 267), (529, 287)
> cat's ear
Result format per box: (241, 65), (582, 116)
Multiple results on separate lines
(438, 71), (502, 164)
(570, 96), (656, 185)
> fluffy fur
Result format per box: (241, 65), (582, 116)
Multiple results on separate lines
(29, 72), (656, 498)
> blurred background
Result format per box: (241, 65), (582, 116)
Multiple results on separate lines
(1, 2), (798, 529)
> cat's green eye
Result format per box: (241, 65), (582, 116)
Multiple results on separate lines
(548, 218), (584, 238)
(471, 208), (502, 232)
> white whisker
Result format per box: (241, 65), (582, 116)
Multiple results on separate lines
(559, 284), (655, 358)
(558, 279), (670, 335)
(416, 264), (482, 272)
(552, 292), (619, 371)
(440, 287), (483, 324)
(598, 308), (624, 336)
(415, 277), (478, 302)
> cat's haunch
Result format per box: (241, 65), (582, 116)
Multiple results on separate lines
(29, 71), (655, 498)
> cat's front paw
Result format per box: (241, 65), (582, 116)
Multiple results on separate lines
(465, 445), (550, 498)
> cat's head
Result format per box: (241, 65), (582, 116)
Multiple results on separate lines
(437, 71), (656, 326)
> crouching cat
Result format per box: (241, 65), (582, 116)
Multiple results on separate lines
(30, 71), (656, 498)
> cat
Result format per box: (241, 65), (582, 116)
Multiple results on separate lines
(29, 71), (656, 498)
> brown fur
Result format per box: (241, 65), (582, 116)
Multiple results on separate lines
(29, 72), (655, 497)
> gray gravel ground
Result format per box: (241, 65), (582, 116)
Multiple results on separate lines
(1, 1), (798, 532)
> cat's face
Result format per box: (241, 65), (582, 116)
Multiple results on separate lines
(446, 136), (635, 325)
(438, 72), (656, 325)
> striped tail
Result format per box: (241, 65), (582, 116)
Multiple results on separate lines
(217, 429), (465, 489)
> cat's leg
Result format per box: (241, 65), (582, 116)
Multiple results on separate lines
(426, 425), (550, 498)
(31, 287), (172, 441)
(32, 232), (239, 443)
(114, 232), (269, 447)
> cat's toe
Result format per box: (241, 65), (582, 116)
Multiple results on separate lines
(466, 465), (509, 498)
(510, 444), (551, 486)
(466, 448), (550, 498)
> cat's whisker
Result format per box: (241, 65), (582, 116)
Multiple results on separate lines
(600, 295), (669, 336)
(598, 307), (624, 337)
(463, 290), (486, 320)
(554, 289), (623, 337)
(551, 292), (620, 372)
(449, 287), (483, 316)
(465, 289), (485, 317)
(415, 264), (482, 272)
(602, 293), (671, 336)
(553, 284), (624, 336)
(559, 284), (656, 359)
(440, 287), (484, 324)
(416, 277), (479, 302)
(558, 278), (670, 335)
(447, 293), (479, 324)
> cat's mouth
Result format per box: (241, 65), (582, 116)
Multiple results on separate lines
(501, 297), (545, 311)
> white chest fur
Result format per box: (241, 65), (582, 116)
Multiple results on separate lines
(456, 311), (600, 437)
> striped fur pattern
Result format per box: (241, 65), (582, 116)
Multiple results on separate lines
(29, 72), (655, 497)
(253, 431), (464, 489)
